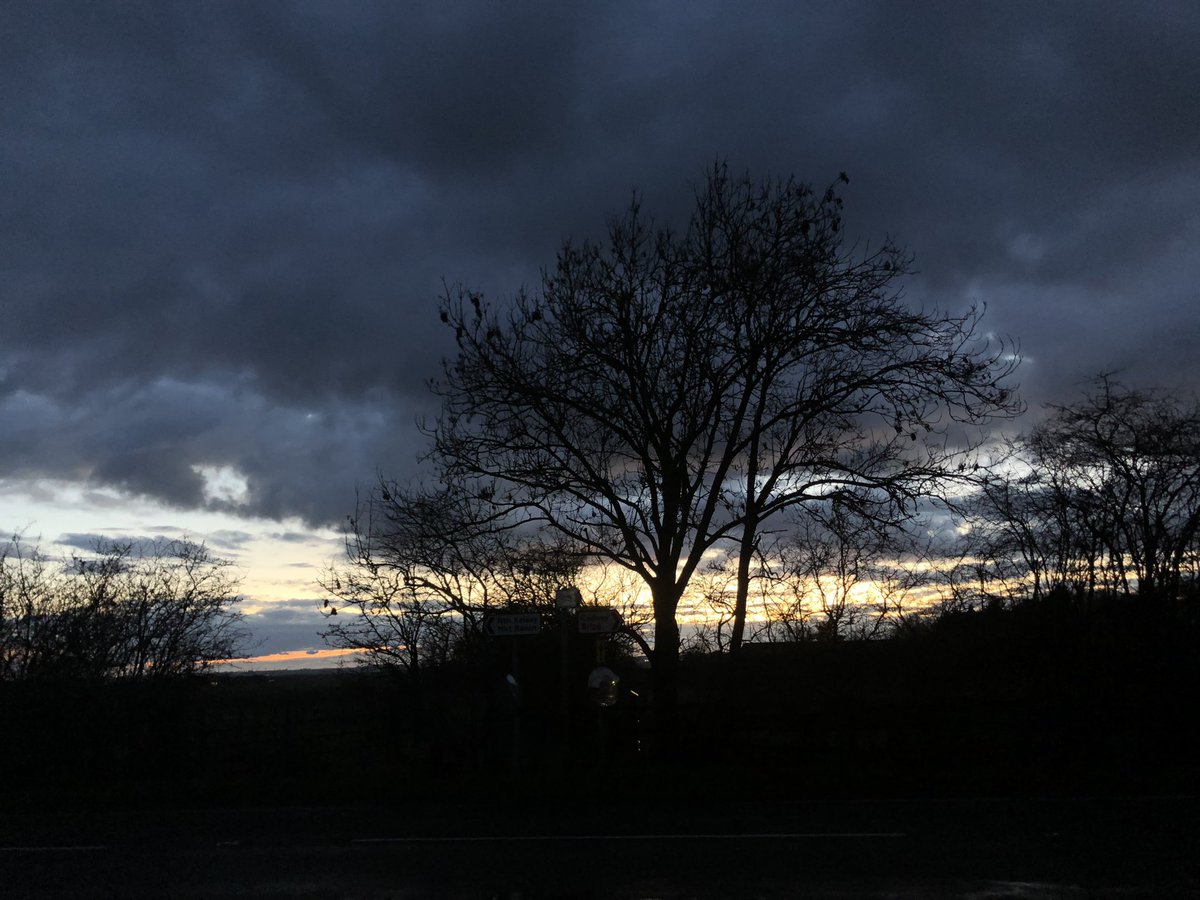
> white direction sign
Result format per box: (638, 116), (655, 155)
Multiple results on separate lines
(483, 612), (542, 637)
(577, 608), (621, 634)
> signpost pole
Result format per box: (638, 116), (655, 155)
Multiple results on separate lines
(596, 639), (607, 770)
(555, 587), (582, 761)
(511, 635), (521, 775)
(560, 603), (570, 755)
(480, 610), (540, 777)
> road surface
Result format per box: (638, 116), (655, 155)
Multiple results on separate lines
(1, 795), (1195, 897)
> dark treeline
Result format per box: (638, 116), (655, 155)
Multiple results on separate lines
(2, 592), (1197, 811)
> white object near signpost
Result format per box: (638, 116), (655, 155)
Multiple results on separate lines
(555, 586), (582, 611)
(482, 612), (542, 637)
(577, 608), (621, 634)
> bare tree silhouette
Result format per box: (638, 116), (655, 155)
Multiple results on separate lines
(320, 478), (581, 677)
(1, 536), (245, 680)
(956, 376), (1200, 610)
(428, 164), (1020, 736)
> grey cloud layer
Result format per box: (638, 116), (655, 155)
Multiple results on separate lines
(2, 1), (1198, 526)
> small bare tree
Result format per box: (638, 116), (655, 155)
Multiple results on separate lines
(953, 377), (1200, 610)
(758, 505), (930, 642)
(1, 535), (246, 681)
(320, 478), (582, 676)
(681, 560), (742, 655)
(1, 536), (61, 680)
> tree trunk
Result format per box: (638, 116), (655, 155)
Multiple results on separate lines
(730, 429), (762, 657)
(650, 582), (682, 759)
(728, 519), (757, 655)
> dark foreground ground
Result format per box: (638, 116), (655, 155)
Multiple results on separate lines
(4, 610), (1198, 896)
(1, 794), (1196, 898)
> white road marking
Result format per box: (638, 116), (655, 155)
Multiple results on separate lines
(352, 832), (905, 843)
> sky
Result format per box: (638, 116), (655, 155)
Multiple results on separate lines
(3, 1), (1198, 664)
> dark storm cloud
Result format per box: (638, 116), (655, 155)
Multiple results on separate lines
(0, 375), (424, 525)
(55, 532), (161, 555)
(56, 529), (252, 556)
(2, 1), (1198, 526)
(269, 532), (324, 545)
(202, 530), (255, 551)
